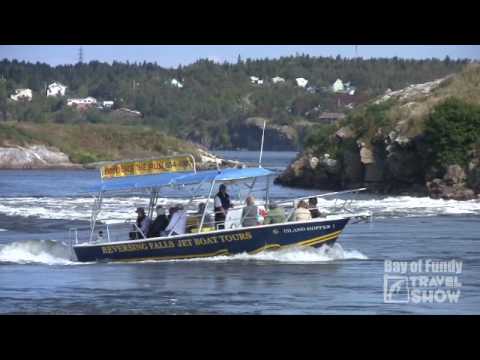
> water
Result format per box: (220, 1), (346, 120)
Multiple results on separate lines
(0, 151), (479, 314)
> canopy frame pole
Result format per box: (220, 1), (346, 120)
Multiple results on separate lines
(265, 175), (271, 209)
(147, 188), (159, 219)
(199, 179), (216, 233)
(89, 191), (103, 243)
(258, 120), (266, 168)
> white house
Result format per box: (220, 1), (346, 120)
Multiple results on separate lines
(67, 97), (97, 107)
(332, 79), (344, 93)
(171, 79), (183, 88)
(10, 88), (33, 101)
(46, 82), (67, 97)
(272, 76), (285, 84)
(296, 78), (308, 88)
(250, 76), (263, 85)
(102, 100), (114, 108)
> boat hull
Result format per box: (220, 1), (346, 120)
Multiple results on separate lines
(73, 217), (350, 263)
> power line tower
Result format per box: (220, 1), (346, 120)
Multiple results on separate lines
(78, 46), (84, 64)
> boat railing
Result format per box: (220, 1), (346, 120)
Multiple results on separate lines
(68, 221), (147, 245)
(276, 187), (367, 214)
(68, 191), (370, 246)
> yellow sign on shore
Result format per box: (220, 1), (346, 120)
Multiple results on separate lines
(100, 156), (195, 179)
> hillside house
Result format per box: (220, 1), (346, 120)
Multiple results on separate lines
(332, 79), (344, 93)
(250, 76), (263, 85)
(316, 112), (346, 124)
(296, 78), (308, 88)
(332, 79), (357, 95)
(171, 79), (183, 88)
(10, 88), (32, 101)
(272, 76), (285, 84)
(46, 82), (67, 97)
(67, 97), (97, 109)
(102, 101), (114, 109)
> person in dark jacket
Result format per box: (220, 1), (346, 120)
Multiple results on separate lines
(147, 205), (169, 238)
(129, 207), (151, 239)
(308, 197), (322, 218)
(214, 184), (232, 229)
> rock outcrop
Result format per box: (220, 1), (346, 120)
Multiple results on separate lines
(427, 165), (476, 200)
(374, 77), (450, 105)
(277, 71), (480, 200)
(195, 148), (243, 170)
(0, 145), (80, 169)
(275, 150), (343, 189)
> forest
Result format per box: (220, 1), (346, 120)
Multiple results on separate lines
(0, 55), (468, 150)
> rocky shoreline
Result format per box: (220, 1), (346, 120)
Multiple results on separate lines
(0, 144), (241, 171)
(275, 148), (480, 200)
(0, 145), (82, 169)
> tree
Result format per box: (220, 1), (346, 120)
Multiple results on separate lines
(0, 78), (8, 120)
(424, 97), (480, 169)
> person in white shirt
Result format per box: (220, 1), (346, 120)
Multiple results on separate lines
(163, 204), (187, 236)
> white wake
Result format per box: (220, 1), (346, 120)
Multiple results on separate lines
(0, 239), (74, 265)
(136, 243), (368, 264)
(0, 195), (478, 223)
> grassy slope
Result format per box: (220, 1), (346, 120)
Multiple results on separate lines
(382, 64), (480, 138)
(0, 122), (201, 164)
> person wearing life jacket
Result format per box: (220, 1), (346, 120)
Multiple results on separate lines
(214, 184), (232, 229)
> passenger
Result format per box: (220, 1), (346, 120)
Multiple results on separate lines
(147, 205), (169, 238)
(308, 197), (322, 218)
(241, 196), (260, 227)
(289, 200), (312, 222)
(163, 204), (187, 236)
(263, 202), (286, 225)
(129, 207), (152, 239)
(197, 203), (214, 228)
(187, 203), (214, 233)
(96, 230), (105, 242)
(214, 184), (232, 229)
(168, 206), (178, 222)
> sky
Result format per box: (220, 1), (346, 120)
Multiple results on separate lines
(0, 45), (479, 68)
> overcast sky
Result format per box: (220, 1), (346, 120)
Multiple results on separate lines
(0, 45), (479, 68)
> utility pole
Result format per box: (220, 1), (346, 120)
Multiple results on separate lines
(355, 45), (359, 57)
(78, 46), (84, 64)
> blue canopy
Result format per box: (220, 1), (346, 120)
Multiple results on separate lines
(172, 167), (274, 186)
(87, 167), (274, 193)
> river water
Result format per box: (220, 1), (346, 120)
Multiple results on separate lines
(0, 151), (479, 314)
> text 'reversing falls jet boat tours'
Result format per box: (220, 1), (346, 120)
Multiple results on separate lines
(69, 154), (372, 263)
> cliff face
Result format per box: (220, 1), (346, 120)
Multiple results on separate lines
(0, 145), (79, 169)
(228, 117), (304, 151)
(187, 117), (307, 151)
(276, 65), (480, 200)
